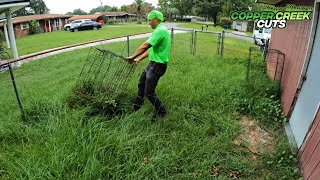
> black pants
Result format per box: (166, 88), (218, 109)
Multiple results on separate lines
(134, 61), (167, 115)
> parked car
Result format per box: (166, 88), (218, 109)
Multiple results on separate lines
(64, 19), (91, 31)
(253, 27), (272, 46)
(69, 21), (102, 32)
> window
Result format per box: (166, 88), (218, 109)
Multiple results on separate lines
(20, 23), (29, 29)
(54, 19), (60, 30)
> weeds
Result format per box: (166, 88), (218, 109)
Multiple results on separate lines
(0, 32), (300, 179)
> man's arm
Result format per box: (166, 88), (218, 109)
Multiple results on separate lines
(134, 50), (149, 64)
(127, 42), (151, 60)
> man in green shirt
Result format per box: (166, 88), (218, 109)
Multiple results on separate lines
(126, 10), (170, 122)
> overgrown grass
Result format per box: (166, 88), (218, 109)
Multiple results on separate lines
(0, 34), (299, 179)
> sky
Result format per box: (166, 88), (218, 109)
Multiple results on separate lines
(44, 0), (159, 14)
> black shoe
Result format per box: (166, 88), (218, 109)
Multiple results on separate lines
(151, 112), (166, 122)
(133, 104), (142, 111)
(133, 96), (144, 111)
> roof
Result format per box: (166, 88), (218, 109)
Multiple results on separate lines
(11, 14), (72, 24)
(68, 14), (105, 21)
(255, 0), (283, 5)
(98, 12), (137, 17)
(0, 0), (30, 19)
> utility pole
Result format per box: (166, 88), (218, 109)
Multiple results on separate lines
(100, 0), (103, 6)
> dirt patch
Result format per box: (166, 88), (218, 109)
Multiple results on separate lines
(233, 116), (274, 154)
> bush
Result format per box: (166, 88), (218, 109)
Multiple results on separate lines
(220, 17), (232, 28)
(28, 20), (41, 35)
(108, 20), (115, 25)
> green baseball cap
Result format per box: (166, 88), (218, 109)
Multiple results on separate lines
(147, 10), (164, 21)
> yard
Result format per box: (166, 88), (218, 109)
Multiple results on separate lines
(0, 24), (299, 179)
(7, 24), (152, 56)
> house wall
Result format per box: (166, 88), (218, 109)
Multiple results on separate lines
(11, 18), (70, 38)
(267, 0), (314, 116)
(14, 24), (29, 38)
(299, 110), (320, 180)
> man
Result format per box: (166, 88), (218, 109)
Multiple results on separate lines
(126, 10), (170, 122)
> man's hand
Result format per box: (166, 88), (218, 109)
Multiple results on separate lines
(125, 56), (135, 64)
(134, 58), (142, 64)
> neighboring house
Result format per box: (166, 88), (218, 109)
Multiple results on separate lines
(99, 12), (137, 23)
(68, 12), (137, 24)
(231, 21), (248, 31)
(257, 0), (320, 179)
(0, 0), (30, 64)
(0, 14), (72, 38)
(67, 14), (107, 24)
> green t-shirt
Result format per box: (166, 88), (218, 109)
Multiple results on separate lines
(147, 23), (171, 64)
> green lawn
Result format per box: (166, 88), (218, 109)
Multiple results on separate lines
(5, 24), (152, 56)
(0, 30), (299, 179)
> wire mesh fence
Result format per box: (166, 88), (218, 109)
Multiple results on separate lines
(171, 28), (194, 55)
(246, 46), (285, 84)
(265, 49), (285, 81)
(76, 48), (136, 103)
(246, 47), (265, 82)
(194, 31), (221, 56)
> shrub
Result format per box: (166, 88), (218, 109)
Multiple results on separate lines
(28, 20), (41, 35)
(108, 20), (115, 25)
(220, 17), (232, 28)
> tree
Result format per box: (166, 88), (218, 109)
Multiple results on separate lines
(127, 2), (154, 20)
(72, 8), (87, 15)
(195, 0), (223, 25)
(222, 0), (255, 16)
(106, 6), (119, 12)
(158, 0), (170, 18)
(140, 2), (154, 18)
(89, 5), (110, 14)
(120, 5), (128, 12)
(172, 0), (193, 19)
(14, 0), (49, 16)
(29, 0), (49, 14)
(167, 7), (179, 21)
(133, 0), (145, 22)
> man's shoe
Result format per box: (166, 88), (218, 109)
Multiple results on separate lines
(133, 96), (144, 111)
(151, 112), (166, 122)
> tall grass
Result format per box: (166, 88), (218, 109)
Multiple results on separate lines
(0, 35), (298, 179)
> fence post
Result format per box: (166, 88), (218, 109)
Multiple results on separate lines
(192, 30), (195, 55)
(171, 28), (174, 47)
(220, 30), (225, 57)
(127, 36), (130, 57)
(263, 39), (269, 61)
(193, 31), (197, 55)
(217, 34), (221, 56)
(246, 47), (252, 81)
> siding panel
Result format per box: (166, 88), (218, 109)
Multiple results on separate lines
(267, 20), (312, 116)
(300, 111), (320, 179)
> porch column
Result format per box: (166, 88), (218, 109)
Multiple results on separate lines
(48, 19), (51, 32)
(5, 10), (20, 66)
(3, 22), (11, 49)
(59, 18), (62, 30)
